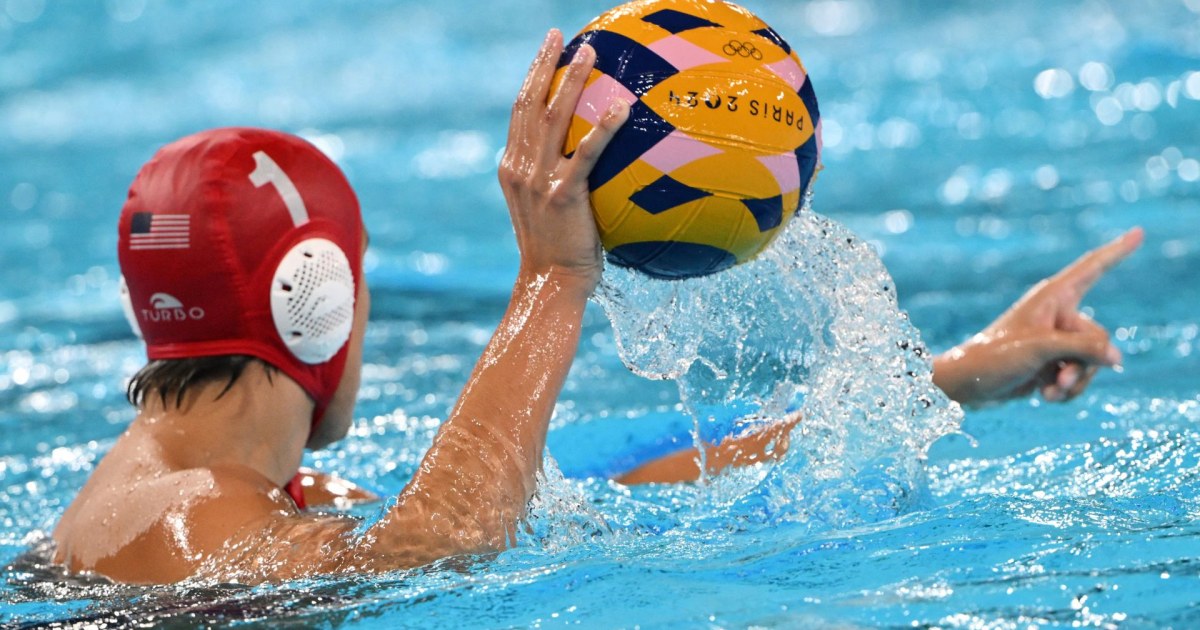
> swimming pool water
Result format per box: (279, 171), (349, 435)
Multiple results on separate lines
(2, 0), (1200, 627)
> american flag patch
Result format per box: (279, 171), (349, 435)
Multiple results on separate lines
(129, 213), (190, 250)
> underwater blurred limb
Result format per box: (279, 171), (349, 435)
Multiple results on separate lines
(615, 414), (802, 485)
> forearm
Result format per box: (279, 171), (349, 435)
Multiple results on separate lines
(354, 30), (626, 567)
(368, 269), (590, 558)
(931, 344), (981, 406)
(931, 334), (1038, 407)
(617, 414), (801, 485)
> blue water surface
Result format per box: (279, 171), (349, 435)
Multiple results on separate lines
(2, 0), (1200, 627)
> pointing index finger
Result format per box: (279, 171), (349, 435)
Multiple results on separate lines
(1055, 226), (1144, 298)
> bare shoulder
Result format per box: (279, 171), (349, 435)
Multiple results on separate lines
(55, 460), (481, 582)
(55, 465), (358, 584)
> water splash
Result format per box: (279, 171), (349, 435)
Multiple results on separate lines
(517, 457), (613, 553)
(595, 207), (964, 528)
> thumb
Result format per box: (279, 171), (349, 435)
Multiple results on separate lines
(1032, 328), (1121, 368)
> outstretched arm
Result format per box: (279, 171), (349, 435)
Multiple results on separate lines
(932, 227), (1143, 406)
(357, 31), (629, 564)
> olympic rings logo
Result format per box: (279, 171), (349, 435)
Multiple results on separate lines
(722, 40), (763, 60)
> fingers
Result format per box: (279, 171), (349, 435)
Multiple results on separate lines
(1040, 361), (1093, 402)
(508, 29), (564, 147)
(1075, 314), (1123, 365)
(1041, 381), (1064, 402)
(1055, 361), (1085, 397)
(1029, 229), (1138, 403)
(567, 99), (629, 185)
(1033, 317), (1122, 402)
(1056, 312), (1122, 361)
(545, 44), (597, 147)
(1053, 227), (1145, 302)
(1062, 364), (1098, 400)
(1032, 324), (1119, 369)
(1045, 316), (1115, 402)
(548, 43), (632, 187)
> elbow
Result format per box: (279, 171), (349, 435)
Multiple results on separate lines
(405, 422), (538, 551)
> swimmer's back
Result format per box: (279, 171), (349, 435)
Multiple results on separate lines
(52, 434), (356, 584)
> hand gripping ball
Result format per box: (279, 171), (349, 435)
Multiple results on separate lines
(555, 0), (822, 279)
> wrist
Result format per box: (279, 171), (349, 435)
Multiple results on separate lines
(515, 265), (598, 302)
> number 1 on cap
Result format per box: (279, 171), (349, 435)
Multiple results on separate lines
(250, 151), (310, 227)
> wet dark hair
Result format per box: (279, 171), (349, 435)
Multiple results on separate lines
(126, 355), (276, 409)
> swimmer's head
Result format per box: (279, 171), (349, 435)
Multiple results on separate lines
(118, 128), (365, 435)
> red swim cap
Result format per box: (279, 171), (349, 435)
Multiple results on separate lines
(117, 127), (364, 426)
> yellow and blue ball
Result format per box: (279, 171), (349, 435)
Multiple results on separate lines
(556, 0), (822, 279)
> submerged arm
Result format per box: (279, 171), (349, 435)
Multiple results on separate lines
(616, 414), (801, 485)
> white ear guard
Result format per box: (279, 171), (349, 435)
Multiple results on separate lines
(270, 237), (356, 364)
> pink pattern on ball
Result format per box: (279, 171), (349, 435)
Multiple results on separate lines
(575, 75), (637, 125)
(640, 130), (724, 174)
(756, 153), (801, 193)
(765, 57), (806, 92)
(647, 35), (730, 71)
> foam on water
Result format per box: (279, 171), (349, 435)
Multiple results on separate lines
(594, 205), (963, 529)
